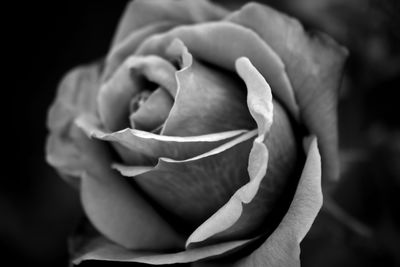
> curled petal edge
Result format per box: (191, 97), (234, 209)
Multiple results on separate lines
(112, 129), (257, 176)
(186, 57), (273, 246)
(135, 22), (299, 119)
(73, 235), (256, 265)
(228, 2), (348, 182)
(232, 137), (322, 267)
(76, 114), (249, 163)
(111, 0), (228, 49)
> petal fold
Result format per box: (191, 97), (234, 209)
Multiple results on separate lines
(104, 22), (177, 81)
(161, 39), (256, 136)
(76, 114), (248, 165)
(186, 58), (273, 246)
(111, 0), (228, 49)
(97, 55), (177, 132)
(79, 142), (183, 251)
(46, 64), (101, 186)
(135, 22), (299, 118)
(46, 65), (183, 252)
(114, 130), (258, 230)
(73, 235), (255, 265)
(232, 137), (322, 267)
(228, 3), (348, 182)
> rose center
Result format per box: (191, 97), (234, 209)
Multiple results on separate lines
(129, 90), (152, 114)
(128, 87), (174, 132)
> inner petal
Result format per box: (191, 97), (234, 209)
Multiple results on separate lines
(97, 55), (177, 132)
(185, 57), (298, 248)
(129, 87), (174, 131)
(114, 130), (258, 233)
(135, 22), (299, 119)
(161, 39), (256, 137)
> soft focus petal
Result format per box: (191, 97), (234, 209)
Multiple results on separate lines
(114, 130), (257, 230)
(186, 58), (274, 246)
(135, 22), (299, 118)
(76, 114), (248, 165)
(97, 55), (177, 132)
(232, 137), (322, 267)
(46, 64), (101, 186)
(73, 234), (255, 265)
(228, 3), (348, 182)
(78, 134), (183, 251)
(46, 65), (183, 251)
(161, 39), (256, 136)
(111, 0), (228, 49)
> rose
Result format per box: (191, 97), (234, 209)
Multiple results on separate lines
(46, 0), (347, 266)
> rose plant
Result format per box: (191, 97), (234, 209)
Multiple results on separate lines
(46, 0), (348, 266)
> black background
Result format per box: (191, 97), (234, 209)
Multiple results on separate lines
(3, 1), (129, 266)
(2, 0), (400, 266)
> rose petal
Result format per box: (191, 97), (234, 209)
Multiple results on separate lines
(114, 130), (257, 230)
(231, 137), (322, 267)
(104, 22), (177, 81)
(46, 65), (183, 251)
(111, 0), (228, 49)
(135, 22), (299, 118)
(129, 87), (173, 131)
(161, 39), (256, 136)
(72, 234), (255, 265)
(228, 3), (348, 182)
(191, 138), (322, 267)
(97, 55), (177, 132)
(46, 64), (101, 186)
(189, 81), (298, 247)
(78, 137), (183, 251)
(185, 57), (274, 246)
(76, 114), (248, 166)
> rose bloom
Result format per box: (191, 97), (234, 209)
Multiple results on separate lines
(46, 0), (348, 266)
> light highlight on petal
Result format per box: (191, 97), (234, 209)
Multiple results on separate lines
(76, 114), (248, 165)
(228, 3), (348, 182)
(186, 57), (273, 246)
(114, 130), (257, 229)
(73, 235), (255, 265)
(232, 137), (322, 267)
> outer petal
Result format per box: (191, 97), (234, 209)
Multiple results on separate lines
(46, 64), (183, 252)
(135, 22), (299, 118)
(192, 138), (322, 267)
(78, 135), (183, 251)
(104, 22), (177, 81)
(105, 0), (229, 80)
(228, 3), (348, 182)
(73, 234), (255, 265)
(232, 137), (322, 267)
(185, 58), (274, 246)
(111, 0), (228, 49)
(46, 64), (101, 186)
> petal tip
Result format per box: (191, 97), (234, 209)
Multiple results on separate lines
(167, 38), (193, 68)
